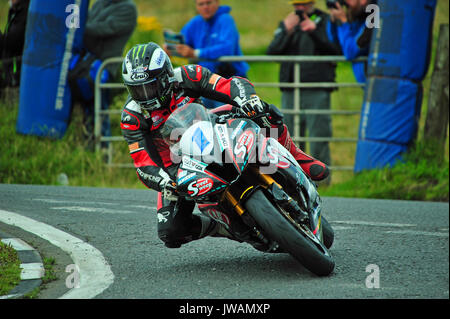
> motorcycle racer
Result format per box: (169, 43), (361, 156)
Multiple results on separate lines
(120, 42), (329, 248)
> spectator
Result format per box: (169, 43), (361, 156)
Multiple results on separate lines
(170, 0), (249, 109)
(68, 0), (137, 150)
(267, 0), (340, 170)
(326, 0), (373, 83)
(0, 0), (30, 92)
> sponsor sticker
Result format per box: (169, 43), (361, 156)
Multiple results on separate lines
(131, 72), (149, 81)
(181, 156), (207, 172)
(234, 130), (255, 159)
(187, 178), (214, 196)
(128, 142), (140, 152)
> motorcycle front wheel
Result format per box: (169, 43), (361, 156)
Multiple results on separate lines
(244, 189), (335, 276)
(321, 215), (334, 249)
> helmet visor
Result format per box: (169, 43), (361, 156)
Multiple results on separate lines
(126, 79), (159, 103)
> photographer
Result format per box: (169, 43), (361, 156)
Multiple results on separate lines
(326, 0), (374, 83)
(267, 0), (341, 174)
(0, 0), (30, 91)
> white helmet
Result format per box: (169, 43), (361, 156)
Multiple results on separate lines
(122, 42), (175, 110)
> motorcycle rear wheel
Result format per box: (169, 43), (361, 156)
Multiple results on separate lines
(245, 189), (335, 276)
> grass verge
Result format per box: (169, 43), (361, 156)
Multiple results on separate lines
(0, 241), (21, 296)
(321, 141), (449, 201)
(0, 98), (141, 189)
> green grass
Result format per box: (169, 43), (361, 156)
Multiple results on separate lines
(0, 99), (141, 188)
(321, 141), (449, 201)
(0, 241), (21, 296)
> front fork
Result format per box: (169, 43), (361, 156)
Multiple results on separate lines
(220, 166), (309, 229)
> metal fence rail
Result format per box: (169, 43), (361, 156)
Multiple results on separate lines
(94, 55), (366, 170)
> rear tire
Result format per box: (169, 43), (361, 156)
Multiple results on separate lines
(245, 189), (335, 276)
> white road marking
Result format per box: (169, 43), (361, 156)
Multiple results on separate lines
(331, 226), (353, 231)
(129, 205), (153, 210)
(33, 198), (150, 213)
(385, 230), (449, 237)
(330, 220), (449, 237)
(0, 209), (114, 299)
(50, 206), (136, 214)
(331, 220), (416, 228)
(20, 263), (45, 280)
(33, 198), (116, 205)
(1, 238), (35, 251)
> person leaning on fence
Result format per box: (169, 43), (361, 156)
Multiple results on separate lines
(165, 0), (249, 109)
(267, 0), (341, 176)
(0, 0), (30, 93)
(68, 0), (137, 151)
(326, 0), (373, 83)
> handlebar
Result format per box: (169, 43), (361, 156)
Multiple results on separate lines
(214, 109), (271, 124)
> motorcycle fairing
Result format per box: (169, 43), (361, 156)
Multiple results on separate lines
(258, 137), (299, 169)
(223, 119), (260, 174)
(177, 157), (229, 199)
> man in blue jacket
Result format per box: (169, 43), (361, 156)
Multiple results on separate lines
(171, 0), (249, 108)
(326, 0), (372, 83)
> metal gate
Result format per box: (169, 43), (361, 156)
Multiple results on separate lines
(94, 55), (366, 170)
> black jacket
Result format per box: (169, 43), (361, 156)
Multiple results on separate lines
(1, 0), (30, 87)
(1, 0), (30, 60)
(267, 9), (341, 90)
(83, 0), (137, 76)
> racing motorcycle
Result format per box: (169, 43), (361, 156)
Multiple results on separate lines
(160, 102), (335, 276)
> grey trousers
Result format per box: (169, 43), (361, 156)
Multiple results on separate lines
(281, 89), (332, 165)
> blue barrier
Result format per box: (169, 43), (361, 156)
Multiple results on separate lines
(355, 0), (437, 172)
(16, 0), (90, 138)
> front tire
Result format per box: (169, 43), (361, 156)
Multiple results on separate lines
(322, 215), (334, 249)
(245, 189), (335, 276)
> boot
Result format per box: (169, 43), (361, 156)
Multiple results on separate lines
(196, 214), (237, 240)
(277, 124), (329, 181)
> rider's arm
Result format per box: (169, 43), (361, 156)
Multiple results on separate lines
(175, 64), (257, 107)
(120, 100), (171, 192)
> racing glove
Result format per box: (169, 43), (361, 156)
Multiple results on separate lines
(240, 95), (272, 129)
(240, 95), (268, 118)
(159, 178), (178, 202)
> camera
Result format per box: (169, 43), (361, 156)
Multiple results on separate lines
(326, 0), (346, 9)
(295, 9), (305, 21)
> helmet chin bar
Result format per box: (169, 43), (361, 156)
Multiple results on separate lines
(140, 98), (161, 111)
(137, 81), (174, 111)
